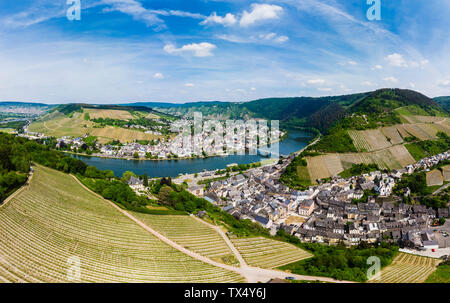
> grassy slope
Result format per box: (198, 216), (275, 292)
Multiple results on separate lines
(0, 165), (244, 282)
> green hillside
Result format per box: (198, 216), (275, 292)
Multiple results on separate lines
(435, 96), (450, 111)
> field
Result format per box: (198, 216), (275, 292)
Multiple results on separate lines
(370, 253), (441, 283)
(84, 108), (135, 120)
(29, 110), (164, 144)
(443, 165), (450, 182)
(132, 213), (239, 266)
(0, 165), (244, 283)
(381, 126), (404, 145)
(230, 237), (312, 269)
(426, 169), (444, 187)
(90, 126), (160, 144)
(0, 128), (16, 134)
(426, 263), (450, 283)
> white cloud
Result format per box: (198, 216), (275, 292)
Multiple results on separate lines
(240, 4), (283, 27)
(200, 12), (237, 26)
(438, 80), (450, 88)
(372, 65), (383, 70)
(164, 43), (217, 57)
(362, 81), (375, 86)
(258, 33), (289, 43)
(259, 33), (277, 40)
(385, 53), (408, 67)
(409, 82), (416, 88)
(383, 76), (399, 83)
(184, 83), (195, 87)
(318, 87), (332, 92)
(250, 87), (256, 91)
(307, 78), (326, 85)
(347, 60), (357, 65)
(275, 35), (289, 43)
(153, 73), (164, 79)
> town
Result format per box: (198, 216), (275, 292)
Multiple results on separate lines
(19, 118), (285, 160)
(176, 151), (450, 253)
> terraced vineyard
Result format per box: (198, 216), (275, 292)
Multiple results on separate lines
(0, 166), (244, 283)
(132, 213), (239, 266)
(369, 253), (441, 283)
(230, 237), (312, 269)
(29, 110), (164, 144)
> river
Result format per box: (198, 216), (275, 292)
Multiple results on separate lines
(72, 129), (312, 178)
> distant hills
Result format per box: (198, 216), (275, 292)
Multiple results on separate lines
(435, 96), (450, 111)
(2, 89), (449, 132)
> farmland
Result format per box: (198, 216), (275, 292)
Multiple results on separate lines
(132, 213), (239, 265)
(443, 165), (450, 181)
(29, 109), (164, 144)
(301, 114), (449, 183)
(369, 253), (441, 283)
(0, 165), (244, 283)
(426, 169), (444, 187)
(230, 237), (312, 269)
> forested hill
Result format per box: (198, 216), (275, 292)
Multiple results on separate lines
(435, 96), (450, 111)
(127, 89), (448, 132)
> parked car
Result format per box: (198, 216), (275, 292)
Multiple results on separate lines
(285, 277), (296, 281)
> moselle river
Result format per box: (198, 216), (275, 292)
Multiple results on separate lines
(72, 129), (312, 178)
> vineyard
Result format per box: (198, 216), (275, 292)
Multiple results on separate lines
(0, 166), (244, 283)
(230, 237), (312, 269)
(132, 213), (239, 266)
(369, 253), (441, 283)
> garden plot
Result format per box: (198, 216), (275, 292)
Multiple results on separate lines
(443, 165), (450, 182)
(402, 124), (432, 141)
(363, 129), (392, 151)
(415, 123), (438, 139)
(370, 253), (441, 283)
(348, 130), (371, 152)
(0, 166), (244, 283)
(230, 237), (312, 269)
(395, 125), (413, 139)
(132, 213), (238, 265)
(381, 126), (404, 145)
(388, 145), (416, 167)
(426, 169), (444, 187)
(372, 149), (402, 170)
(323, 154), (344, 177)
(84, 108), (134, 120)
(306, 156), (331, 182)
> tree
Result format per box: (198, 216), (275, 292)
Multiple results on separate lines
(121, 171), (136, 182)
(133, 152), (139, 159)
(158, 186), (173, 205)
(143, 173), (148, 187)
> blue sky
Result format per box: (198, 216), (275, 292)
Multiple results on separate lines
(0, 0), (449, 104)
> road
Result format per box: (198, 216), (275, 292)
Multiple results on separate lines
(433, 182), (450, 195)
(72, 175), (354, 283)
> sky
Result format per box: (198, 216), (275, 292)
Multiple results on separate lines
(0, 0), (449, 104)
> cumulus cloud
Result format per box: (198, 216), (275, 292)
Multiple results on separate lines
(372, 65), (383, 70)
(184, 83), (195, 87)
(200, 12), (237, 26)
(164, 43), (217, 57)
(258, 33), (289, 43)
(153, 73), (164, 79)
(240, 3), (283, 27)
(383, 76), (399, 83)
(385, 53), (408, 67)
